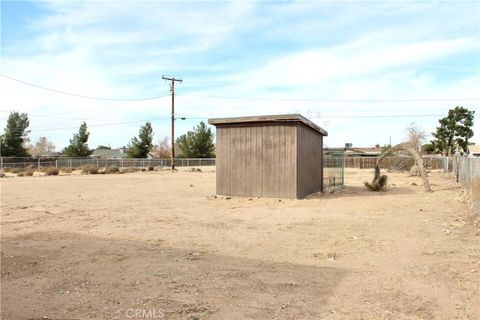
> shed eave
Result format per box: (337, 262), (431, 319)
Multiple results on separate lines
(208, 114), (328, 136)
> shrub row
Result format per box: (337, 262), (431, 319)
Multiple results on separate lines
(1, 165), (161, 177)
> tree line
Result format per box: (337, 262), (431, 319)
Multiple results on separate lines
(0, 112), (215, 158)
(0, 106), (475, 158)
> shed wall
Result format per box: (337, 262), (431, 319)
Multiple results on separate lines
(216, 123), (297, 198)
(297, 124), (324, 198)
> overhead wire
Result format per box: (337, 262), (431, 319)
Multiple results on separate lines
(0, 74), (170, 101)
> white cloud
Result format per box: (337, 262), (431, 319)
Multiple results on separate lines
(1, 0), (478, 149)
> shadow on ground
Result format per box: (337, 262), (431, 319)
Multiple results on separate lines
(308, 185), (416, 200)
(1, 232), (346, 320)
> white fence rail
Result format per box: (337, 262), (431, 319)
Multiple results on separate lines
(452, 157), (480, 213)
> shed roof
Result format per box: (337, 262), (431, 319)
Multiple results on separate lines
(208, 114), (328, 136)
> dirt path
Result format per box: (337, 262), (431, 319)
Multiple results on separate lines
(1, 169), (479, 319)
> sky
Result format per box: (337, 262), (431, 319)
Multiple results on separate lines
(0, 0), (479, 151)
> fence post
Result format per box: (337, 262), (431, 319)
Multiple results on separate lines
(0, 157), (2, 170)
(38, 158), (40, 171)
(55, 160), (58, 168)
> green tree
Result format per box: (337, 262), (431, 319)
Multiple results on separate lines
(63, 122), (92, 157)
(421, 143), (436, 155)
(176, 121), (215, 158)
(0, 111), (30, 157)
(126, 122), (154, 158)
(431, 106), (475, 155)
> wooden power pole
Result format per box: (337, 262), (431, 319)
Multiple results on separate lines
(162, 76), (183, 170)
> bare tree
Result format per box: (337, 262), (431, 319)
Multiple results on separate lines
(152, 136), (171, 158)
(29, 136), (55, 157)
(405, 123), (427, 153)
(366, 142), (432, 193)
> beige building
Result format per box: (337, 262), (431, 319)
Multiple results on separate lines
(208, 114), (328, 199)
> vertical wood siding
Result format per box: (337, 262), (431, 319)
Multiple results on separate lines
(216, 123), (297, 198)
(297, 125), (324, 198)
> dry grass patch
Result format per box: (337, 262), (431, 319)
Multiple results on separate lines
(44, 167), (60, 176)
(80, 164), (99, 175)
(11, 168), (24, 174)
(104, 166), (120, 174)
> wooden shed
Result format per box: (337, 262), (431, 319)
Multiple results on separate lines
(208, 114), (328, 199)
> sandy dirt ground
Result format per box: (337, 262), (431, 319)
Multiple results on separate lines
(1, 168), (479, 320)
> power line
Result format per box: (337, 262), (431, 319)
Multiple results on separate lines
(0, 118), (172, 134)
(31, 118), (171, 132)
(178, 93), (480, 103)
(0, 74), (170, 101)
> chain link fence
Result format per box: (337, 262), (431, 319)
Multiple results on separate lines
(0, 157), (216, 170)
(323, 151), (345, 190)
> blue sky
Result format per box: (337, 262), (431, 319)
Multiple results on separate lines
(1, 0), (479, 150)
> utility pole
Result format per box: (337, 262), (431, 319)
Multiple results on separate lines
(162, 76), (183, 170)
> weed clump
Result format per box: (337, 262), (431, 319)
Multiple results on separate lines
(45, 167), (60, 176)
(11, 168), (24, 174)
(81, 164), (98, 174)
(365, 174), (388, 191)
(122, 167), (139, 173)
(105, 166), (120, 174)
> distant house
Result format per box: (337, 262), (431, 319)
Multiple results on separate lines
(33, 151), (64, 158)
(91, 148), (126, 159)
(325, 144), (383, 157)
(468, 145), (480, 157)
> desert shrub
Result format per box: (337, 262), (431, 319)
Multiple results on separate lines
(147, 166), (154, 171)
(81, 164), (97, 174)
(16, 168), (35, 176)
(365, 175), (388, 191)
(60, 167), (72, 173)
(2, 167), (12, 173)
(0, 172), (5, 178)
(88, 167), (99, 174)
(196, 168), (202, 172)
(11, 168), (24, 174)
(45, 167), (60, 176)
(105, 165), (120, 174)
(122, 167), (138, 173)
